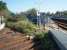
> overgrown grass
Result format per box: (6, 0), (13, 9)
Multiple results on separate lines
(6, 20), (37, 35)
(34, 32), (60, 50)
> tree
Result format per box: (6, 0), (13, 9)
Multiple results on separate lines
(46, 12), (51, 16)
(26, 8), (37, 17)
(63, 11), (67, 16)
(25, 8), (37, 24)
(0, 1), (7, 16)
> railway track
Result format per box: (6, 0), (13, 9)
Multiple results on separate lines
(52, 19), (67, 30)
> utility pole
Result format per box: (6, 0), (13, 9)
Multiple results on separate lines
(37, 0), (42, 30)
(37, 11), (41, 29)
(34, 0), (44, 30)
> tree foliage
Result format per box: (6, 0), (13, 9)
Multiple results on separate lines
(0, 1), (7, 16)
(26, 8), (37, 17)
(0, 1), (7, 10)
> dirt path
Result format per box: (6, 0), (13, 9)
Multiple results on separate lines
(0, 28), (35, 50)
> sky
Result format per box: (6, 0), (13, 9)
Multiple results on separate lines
(2, 0), (67, 13)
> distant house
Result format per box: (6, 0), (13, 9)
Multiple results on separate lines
(0, 16), (5, 31)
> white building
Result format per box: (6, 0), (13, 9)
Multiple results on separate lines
(0, 16), (5, 31)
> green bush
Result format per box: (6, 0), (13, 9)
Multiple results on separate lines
(35, 32), (58, 50)
(6, 20), (37, 34)
(35, 32), (46, 40)
(6, 22), (15, 28)
(15, 21), (37, 34)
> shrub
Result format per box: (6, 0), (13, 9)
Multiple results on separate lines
(34, 32), (59, 50)
(35, 32), (46, 40)
(14, 20), (37, 34)
(6, 22), (15, 28)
